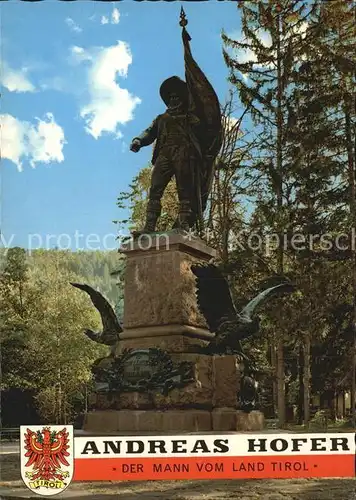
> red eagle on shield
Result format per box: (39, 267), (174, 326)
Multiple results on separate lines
(23, 427), (71, 482)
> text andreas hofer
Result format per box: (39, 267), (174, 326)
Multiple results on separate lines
(79, 436), (351, 474)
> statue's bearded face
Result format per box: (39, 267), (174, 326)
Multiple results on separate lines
(168, 92), (181, 108)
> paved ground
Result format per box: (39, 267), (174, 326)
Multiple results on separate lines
(0, 443), (20, 455)
(0, 452), (355, 500)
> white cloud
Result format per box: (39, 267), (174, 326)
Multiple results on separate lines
(70, 45), (91, 65)
(40, 76), (65, 92)
(227, 22), (308, 72)
(223, 116), (244, 135)
(228, 29), (272, 66)
(101, 7), (120, 25)
(293, 21), (308, 38)
(72, 46), (85, 55)
(1, 63), (35, 93)
(257, 30), (273, 48)
(225, 116), (238, 131)
(112, 8), (120, 24)
(65, 17), (82, 33)
(1, 113), (66, 172)
(71, 42), (141, 139)
(225, 29), (274, 81)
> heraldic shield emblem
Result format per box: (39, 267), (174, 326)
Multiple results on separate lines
(20, 425), (74, 496)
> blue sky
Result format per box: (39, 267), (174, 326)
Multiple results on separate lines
(1, 1), (242, 252)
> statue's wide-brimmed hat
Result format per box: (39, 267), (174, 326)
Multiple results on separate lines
(159, 76), (188, 106)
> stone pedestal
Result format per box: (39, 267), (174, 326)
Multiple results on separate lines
(117, 232), (216, 354)
(85, 352), (264, 432)
(84, 232), (264, 433)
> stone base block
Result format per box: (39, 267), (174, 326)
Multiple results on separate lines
(84, 410), (212, 433)
(235, 410), (265, 431)
(93, 354), (243, 411)
(120, 233), (216, 331)
(211, 408), (237, 431)
(83, 409), (264, 433)
(116, 331), (211, 355)
(213, 355), (241, 407)
(212, 409), (265, 431)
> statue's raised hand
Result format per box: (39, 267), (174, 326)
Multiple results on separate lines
(130, 139), (141, 153)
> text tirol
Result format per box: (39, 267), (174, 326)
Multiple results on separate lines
(73, 433), (356, 481)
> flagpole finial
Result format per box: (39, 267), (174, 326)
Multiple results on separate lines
(179, 7), (188, 27)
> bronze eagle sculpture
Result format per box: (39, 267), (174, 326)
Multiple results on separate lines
(191, 263), (295, 411)
(70, 283), (122, 351)
(191, 264), (295, 355)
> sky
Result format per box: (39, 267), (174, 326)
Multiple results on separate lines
(1, 0), (243, 252)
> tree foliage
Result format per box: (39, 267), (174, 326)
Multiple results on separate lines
(0, 248), (120, 424)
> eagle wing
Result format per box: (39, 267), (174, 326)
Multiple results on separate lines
(24, 429), (44, 469)
(240, 282), (295, 321)
(50, 428), (70, 468)
(70, 283), (123, 334)
(191, 264), (237, 333)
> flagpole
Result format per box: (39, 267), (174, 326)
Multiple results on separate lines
(179, 7), (204, 236)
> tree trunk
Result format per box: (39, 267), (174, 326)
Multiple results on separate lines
(277, 340), (286, 427)
(303, 230), (312, 429)
(298, 343), (304, 425)
(303, 332), (311, 428)
(270, 341), (278, 417)
(333, 389), (338, 421)
(344, 97), (356, 427)
(275, 10), (286, 429)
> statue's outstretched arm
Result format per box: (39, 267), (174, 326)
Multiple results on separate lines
(131, 118), (158, 149)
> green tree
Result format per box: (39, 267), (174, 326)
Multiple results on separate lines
(116, 164), (178, 233)
(313, 0), (355, 425)
(222, 0), (315, 426)
(0, 248), (40, 391)
(1, 248), (117, 424)
(26, 250), (107, 423)
(206, 93), (252, 264)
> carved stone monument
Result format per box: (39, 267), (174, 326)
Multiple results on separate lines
(83, 232), (265, 433)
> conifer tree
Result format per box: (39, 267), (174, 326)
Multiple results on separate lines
(223, 0), (314, 426)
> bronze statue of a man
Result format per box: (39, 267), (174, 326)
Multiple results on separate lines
(130, 76), (202, 233)
(129, 9), (222, 236)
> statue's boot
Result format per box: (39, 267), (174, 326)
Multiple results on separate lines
(172, 200), (192, 232)
(132, 200), (161, 238)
